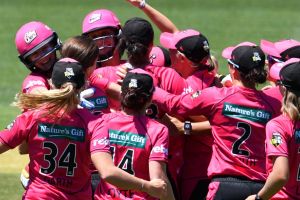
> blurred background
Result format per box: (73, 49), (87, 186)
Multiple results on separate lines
(1, 0), (300, 198)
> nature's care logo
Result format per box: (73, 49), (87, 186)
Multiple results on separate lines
(38, 123), (85, 142)
(222, 103), (271, 124)
(109, 129), (146, 148)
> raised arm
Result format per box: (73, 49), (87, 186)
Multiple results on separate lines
(126, 0), (179, 33)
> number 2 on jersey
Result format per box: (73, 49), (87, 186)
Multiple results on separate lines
(232, 122), (251, 156)
(40, 141), (77, 176)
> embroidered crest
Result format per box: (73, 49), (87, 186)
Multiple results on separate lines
(191, 90), (201, 99)
(64, 68), (75, 79)
(203, 41), (210, 51)
(149, 53), (157, 64)
(271, 132), (282, 147)
(252, 52), (261, 62)
(129, 79), (138, 88)
(24, 30), (37, 44)
(89, 13), (101, 24)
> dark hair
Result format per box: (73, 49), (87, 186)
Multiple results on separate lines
(61, 35), (99, 69)
(121, 87), (153, 112)
(238, 66), (267, 87)
(117, 37), (150, 67)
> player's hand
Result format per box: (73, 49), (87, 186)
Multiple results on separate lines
(143, 178), (167, 199)
(164, 114), (184, 134)
(126, 0), (142, 8)
(116, 63), (132, 84)
(245, 195), (256, 200)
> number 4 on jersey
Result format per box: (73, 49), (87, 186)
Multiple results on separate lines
(110, 146), (135, 175)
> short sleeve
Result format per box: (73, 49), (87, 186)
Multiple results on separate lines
(149, 125), (169, 162)
(265, 119), (289, 158)
(89, 118), (111, 154)
(0, 114), (30, 148)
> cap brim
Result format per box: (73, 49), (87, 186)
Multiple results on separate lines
(260, 39), (281, 58)
(269, 62), (284, 81)
(130, 68), (153, 77)
(270, 58), (300, 80)
(222, 47), (234, 59)
(275, 39), (300, 53)
(222, 42), (257, 59)
(160, 32), (176, 49)
(160, 29), (200, 50)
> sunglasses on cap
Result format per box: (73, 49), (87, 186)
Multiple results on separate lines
(267, 55), (284, 66)
(227, 59), (240, 69)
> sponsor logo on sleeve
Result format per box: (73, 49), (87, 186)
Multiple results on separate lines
(270, 132), (282, 147)
(109, 129), (147, 148)
(6, 119), (16, 130)
(38, 123), (85, 142)
(151, 145), (168, 156)
(92, 137), (110, 147)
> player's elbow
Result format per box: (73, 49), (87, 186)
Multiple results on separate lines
(18, 142), (29, 155)
(275, 170), (289, 186)
(99, 168), (116, 182)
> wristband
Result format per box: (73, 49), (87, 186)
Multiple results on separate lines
(255, 194), (262, 200)
(184, 121), (192, 135)
(139, 0), (146, 9)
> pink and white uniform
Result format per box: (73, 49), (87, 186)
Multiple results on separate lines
(22, 72), (50, 94)
(180, 69), (216, 199)
(0, 108), (102, 200)
(91, 112), (169, 200)
(153, 85), (281, 181)
(265, 115), (300, 200)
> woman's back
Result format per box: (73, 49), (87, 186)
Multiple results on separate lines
(94, 112), (169, 200)
(1, 107), (97, 199)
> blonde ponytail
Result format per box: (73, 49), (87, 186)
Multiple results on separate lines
(13, 83), (80, 117)
(281, 90), (300, 121)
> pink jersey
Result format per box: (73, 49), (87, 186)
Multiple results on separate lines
(91, 112), (169, 200)
(144, 64), (185, 95)
(183, 70), (215, 94)
(153, 85), (281, 181)
(0, 108), (103, 200)
(22, 72), (50, 94)
(265, 115), (300, 200)
(262, 86), (283, 103)
(94, 63), (187, 112)
(181, 70), (216, 180)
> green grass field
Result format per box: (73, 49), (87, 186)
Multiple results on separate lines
(1, 0), (300, 198)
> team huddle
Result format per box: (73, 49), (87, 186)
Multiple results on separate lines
(0, 0), (300, 200)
